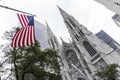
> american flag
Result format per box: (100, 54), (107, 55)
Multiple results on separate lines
(12, 14), (36, 47)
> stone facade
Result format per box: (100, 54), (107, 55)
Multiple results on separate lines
(46, 7), (120, 80)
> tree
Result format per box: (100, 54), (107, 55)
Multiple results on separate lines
(1, 27), (62, 80)
(95, 63), (120, 80)
(13, 42), (61, 80)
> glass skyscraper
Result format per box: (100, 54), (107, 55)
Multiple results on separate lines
(96, 30), (120, 49)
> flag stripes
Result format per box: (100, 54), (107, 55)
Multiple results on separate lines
(17, 14), (28, 27)
(12, 14), (36, 48)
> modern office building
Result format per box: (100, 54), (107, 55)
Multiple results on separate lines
(96, 30), (120, 49)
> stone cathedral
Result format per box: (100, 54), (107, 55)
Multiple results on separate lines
(46, 7), (120, 80)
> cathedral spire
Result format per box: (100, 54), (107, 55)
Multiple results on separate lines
(45, 21), (54, 36)
(57, 5), (70, 20)
(58, 6), (92, 41)
(46, 21), (61, 49)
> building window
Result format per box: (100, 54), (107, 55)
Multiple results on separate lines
(94, 58), (107, 70)
(54, 38), (58, 47)
(65, 20), (74, 30)
(51, 39), (55, 49)
(69, 18), (77, 27)
(65, 50), (79, 64)
(74, 34), (79, 41)
(83, 41), (97, 57)
(114, 2), (120, 7)
(73, 42), (81, 53)
(79, 30), (85, 37)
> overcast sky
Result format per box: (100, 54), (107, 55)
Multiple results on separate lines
(0, 0), (120, 44)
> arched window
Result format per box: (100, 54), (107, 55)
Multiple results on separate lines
(83, 41), (97, 57)
(65, 50), (79, 64)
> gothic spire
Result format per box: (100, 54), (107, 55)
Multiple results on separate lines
(57, 5), (70, 20)
(46, 21), (61, 49)
(45, 21), (54, 37)
(60, 37), (72, 49)
(58, 6), (92, 39)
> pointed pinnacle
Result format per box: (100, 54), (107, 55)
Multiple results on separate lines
(45, 20), (49, 27)
(60, 37), (66, 44)
(45, 21), (54, 36)
(45, 21), (50, 31)
(57, 5), (62, 12)
(45, 21), (51, 30)
(57, 6), (64, 15)
(57, 5), (60, 9)
(57, 6), (70, 20)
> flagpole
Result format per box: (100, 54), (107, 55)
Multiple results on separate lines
(0, 4), (36, 16)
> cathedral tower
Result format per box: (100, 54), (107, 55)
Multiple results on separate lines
(58, 6), (120, 80)
(46, 22), (60, 50)
(46, 22), (70, 80)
